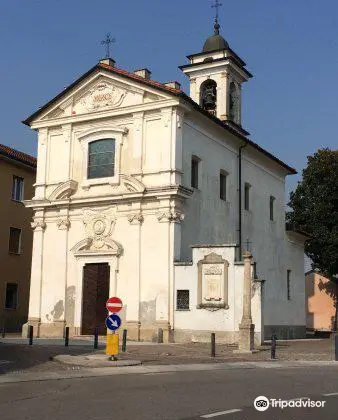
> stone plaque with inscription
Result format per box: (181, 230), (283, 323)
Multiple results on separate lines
(197, 253), (229, 310)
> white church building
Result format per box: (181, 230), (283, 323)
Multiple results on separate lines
(22, 20), (307, 343)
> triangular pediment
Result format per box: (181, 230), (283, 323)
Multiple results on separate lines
(30, 68), (173, 125)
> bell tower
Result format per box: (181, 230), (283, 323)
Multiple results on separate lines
(179, 11), (252, 126)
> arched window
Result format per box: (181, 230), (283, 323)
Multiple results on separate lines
(200, 79), (217, 114)
(229, 82), (239, 123)
(87, 139), (115, 179)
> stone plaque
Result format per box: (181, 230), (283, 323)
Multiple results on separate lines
(197, 253), (229, 310)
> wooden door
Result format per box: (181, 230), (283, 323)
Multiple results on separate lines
(82, 263), (110, 335)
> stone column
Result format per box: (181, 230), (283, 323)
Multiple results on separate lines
(237, 251), (255, 353)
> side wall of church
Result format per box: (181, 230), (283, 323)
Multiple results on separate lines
(180, 118), (238, 258)
(179, 114), (306, 339)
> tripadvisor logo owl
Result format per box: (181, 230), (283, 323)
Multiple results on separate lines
(254, 396), (270, 411)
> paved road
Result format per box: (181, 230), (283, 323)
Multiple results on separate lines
(1, 364), (338, 419)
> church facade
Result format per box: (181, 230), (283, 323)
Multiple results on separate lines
(22, 23), (306, 342)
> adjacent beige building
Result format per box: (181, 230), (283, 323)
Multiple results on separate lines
(0, 144), (36, 332)
(306, 270), (338, 332)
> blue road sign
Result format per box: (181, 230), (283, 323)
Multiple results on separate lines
(105, 314), (122, 331)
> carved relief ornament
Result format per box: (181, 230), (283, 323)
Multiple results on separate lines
(157, 210), (185, 223)
(31, 220), (46, 231)
(80, 82), (127, 111)
(197, 253), (229, 311)
(128, 213), (144, 225)
(83, 208), (117, 250)
(57, 218), (71, 230)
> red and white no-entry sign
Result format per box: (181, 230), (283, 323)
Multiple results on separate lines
(106, 297), (123, 313)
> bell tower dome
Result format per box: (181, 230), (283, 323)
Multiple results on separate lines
(179, 19), (252, 127)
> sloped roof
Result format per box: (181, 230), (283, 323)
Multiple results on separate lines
(23, 61), (296, 175)
(0, 143), (36, 169)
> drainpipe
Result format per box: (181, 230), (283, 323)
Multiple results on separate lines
(237, 142), (247, 261)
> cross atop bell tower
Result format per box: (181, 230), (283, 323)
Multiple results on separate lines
(179, 3), (253, 127)
(212, 0), (222, 34)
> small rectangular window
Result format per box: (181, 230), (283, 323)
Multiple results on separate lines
(176, 290), (190, 310)
(5, 283), (18, 309)
(191, 157), (199, 189)
(9, 227), (22, 254)
(12, 176), (24, 201)
(270, 196), (275, 221)
(244, 183), (250, 211)
(287, 270), (291, 300)
(220, 171), (227, 201)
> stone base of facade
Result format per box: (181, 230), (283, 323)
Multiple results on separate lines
(125, 321), (141, 341)
(125, 321), (173, 343)
(264, 325), (306, 340)
(22, 319), (66, 338)
(22, 318), (41, 338)
(172, 328), (262, 345)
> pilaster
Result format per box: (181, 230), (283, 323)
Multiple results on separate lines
(161, 108), (173, 171)
(132, 112), (144, 173)
(126, 209), (143, 334)
(22, 212), (46, 337)
(34, 128), (48, 199)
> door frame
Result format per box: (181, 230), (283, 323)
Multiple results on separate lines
(74, 254), (118, 334)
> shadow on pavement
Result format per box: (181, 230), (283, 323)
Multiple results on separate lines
(0, 343), (104, 375)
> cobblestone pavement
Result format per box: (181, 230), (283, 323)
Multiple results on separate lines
(115, 337), (336, 365)
(0, 337), (335, 374)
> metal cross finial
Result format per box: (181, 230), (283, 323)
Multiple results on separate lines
(245, 238), (252, 252)
(101, 33), (116, 58)
(212, 0), (223, 24)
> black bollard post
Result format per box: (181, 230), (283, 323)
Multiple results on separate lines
(122, 329), (127, 352)
(335, 334), (338, 362)
(94, 327), (99, 349)
(211, 333), (216, 357)
(65, 327), (69, 347)
(271, 334), (277, 359)
(28, 325), (33, 345)
(1, 319), (5, 339)
(157, 328), (164, 344)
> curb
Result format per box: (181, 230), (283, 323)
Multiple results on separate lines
(1, 360), (338, 384)
(53, 354), (142, 368)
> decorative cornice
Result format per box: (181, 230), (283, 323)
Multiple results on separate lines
(48, 180), (78, 201)
(71, 237), (123, 257)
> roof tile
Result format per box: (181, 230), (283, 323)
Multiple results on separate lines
(0, 144), (37, 168)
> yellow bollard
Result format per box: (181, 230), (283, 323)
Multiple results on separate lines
(106, 333), (119, 360)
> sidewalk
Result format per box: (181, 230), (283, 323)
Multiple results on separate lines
(2, 336), (336, 364)
(1, 336), (336, 377)
(1, 360), (337, 384)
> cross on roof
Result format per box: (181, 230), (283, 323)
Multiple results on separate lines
(244, 238), (252, 252)
(101, 33), (116, 59)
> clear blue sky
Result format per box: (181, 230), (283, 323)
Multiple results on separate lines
(1, 0), (337, 193)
